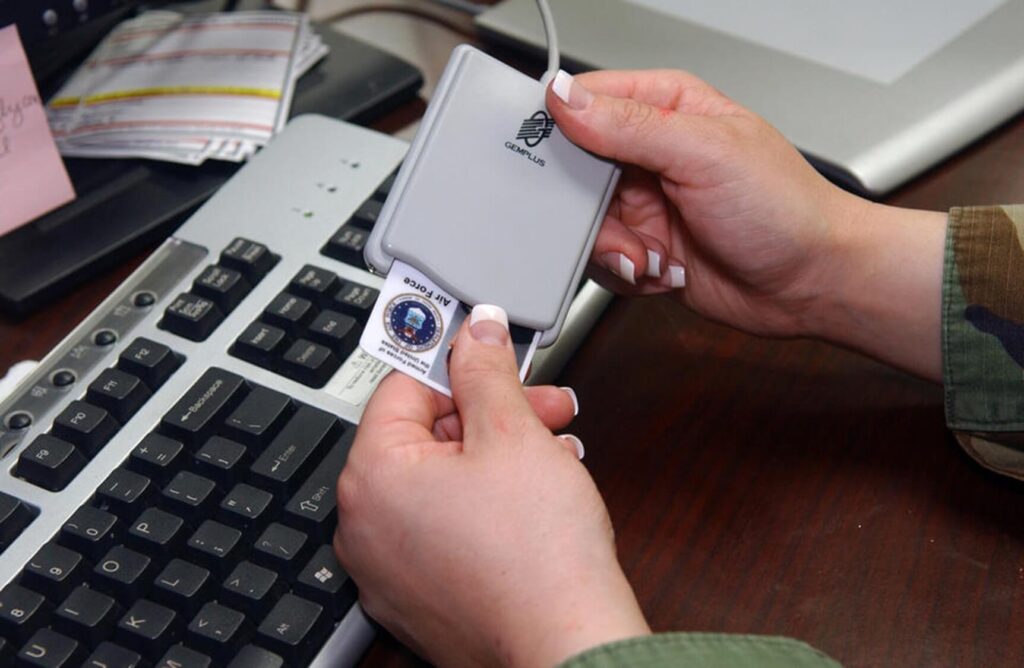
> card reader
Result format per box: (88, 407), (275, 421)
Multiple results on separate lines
(363, 44), (620, 347)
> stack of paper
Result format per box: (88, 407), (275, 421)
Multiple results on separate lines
(46, 10), (327, 165)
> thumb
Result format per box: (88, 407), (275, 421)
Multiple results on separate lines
(547, 70), (705, 178)
(449, 305), (542, 449)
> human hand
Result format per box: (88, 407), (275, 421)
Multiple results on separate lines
(547, 69), (872, 338)
(334, 305), (650, 667)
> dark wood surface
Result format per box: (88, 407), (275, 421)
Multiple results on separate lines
(4, 43), (1024, 668)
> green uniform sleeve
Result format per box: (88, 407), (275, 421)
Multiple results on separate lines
(558, 633), (841, 668)
(943, 205), (1024, 479)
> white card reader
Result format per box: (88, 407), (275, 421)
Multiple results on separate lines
(363, 44), (620, 347)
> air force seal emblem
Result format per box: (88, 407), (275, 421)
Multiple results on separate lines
(383, 294), (443, 352)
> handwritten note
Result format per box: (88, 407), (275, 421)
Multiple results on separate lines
(0, 25), (75, 235)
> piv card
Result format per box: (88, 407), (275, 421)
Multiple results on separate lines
(359, 260), (541, 397)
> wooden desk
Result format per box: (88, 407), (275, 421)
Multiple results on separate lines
(4, 26), (1024, 668)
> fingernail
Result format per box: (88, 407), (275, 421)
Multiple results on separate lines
(552, 69), (593, 110)
(668, 264), (686, 288)
(560, 434), (586, 460)
(646, 249), (662, 278)
(469, 304), (509, 346)
(560, 386), (579, 416)
(601, 252), (636, 285)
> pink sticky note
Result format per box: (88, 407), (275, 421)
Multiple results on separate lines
(0, 25), (75, 235)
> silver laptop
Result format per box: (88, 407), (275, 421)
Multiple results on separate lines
(477, 0), (1024, 195)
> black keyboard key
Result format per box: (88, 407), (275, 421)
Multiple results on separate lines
(59, 506), (118, 561)
(223, 386), (293, 447)
(322, 226), (369, 266)
(152, 559), (212, 617)
(14, 435), (85, 491)
(157, 644), (212, 668)
(307, 309), (360, 356)
(295, 545), (357, 620)
(16, 628), (84, 667)
(220, 238), (276, 282)
(192, 264), (251, 312)
(252, 523), (309, 580)
(22, 543), (85, 602)
(331, 280), (378, 322)
(93, 546), (154, 602)
(227, 645), (284, 668)
(221, 561), (283, 616)
(250, 406), (341, 495)
(160, 293), (225, 342)
(283, 432), (352, 540)
(231, 322), (288, 368)
(117, 338), (181, 390)
(279, 339), (340, 387)
(372, 171), (397, 202)
(262, 293), (315, 336)
(83, 642), (143, 668)
(348, 198), (383, 230)
(0, 492), (35, 551)
(254, 593), (329, 664)
(53, 585), (121, 646)
(128, 433), (184, 485)
(187, 602), (250, 662)
(162, 471), (218, 519)
(160, 368), (247, 445)
(0, 584), (49, 642)
(187, 521), (243, 576)
(116, 599), (180, 661)
(51, 400), (119, 456)
(86, 368), (152, 423)
(193, 436), (248, 486)
(219, 484), (274, 536)
(94, 468), (154, 520)
(288, 265), (339, 305)
(128, 508), (187, 556)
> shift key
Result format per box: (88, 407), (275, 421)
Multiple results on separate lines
(251, 406), (341, 495)
(282, 430), (353, 540)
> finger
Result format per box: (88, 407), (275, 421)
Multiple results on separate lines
(592, 216), (669, 293)
(573, 69), (731, 115)
(558, 434), (586, 460)
(548, 71), (720, 179)
(431, 385), (578, 442)
(356, 371), (442, 456)
(448, 305), (543, 448)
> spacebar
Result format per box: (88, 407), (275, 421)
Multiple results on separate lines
(282, 429), (354, 541)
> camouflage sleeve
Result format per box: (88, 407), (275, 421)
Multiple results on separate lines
(943, 205), (1024, 479)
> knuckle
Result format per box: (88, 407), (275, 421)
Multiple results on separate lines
(613, 98), (656, 134)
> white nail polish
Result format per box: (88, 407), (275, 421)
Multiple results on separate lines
(560, 434), (585, 460)
(552, 69), (573, 105)
(646, 249), (662, 278)
(560, 386), (579, 416)
(470, 304), (509, 330)
(608, 253), (636, 285)
(669, 264), (686, 288)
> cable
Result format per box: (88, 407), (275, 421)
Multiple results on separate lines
(317, 4), (478, 39)
(535, 0), (559, 82)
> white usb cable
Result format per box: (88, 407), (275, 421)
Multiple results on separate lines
(536, 0), (560, 83)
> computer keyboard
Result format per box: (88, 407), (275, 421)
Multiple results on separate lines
(0, 115), (611, 667)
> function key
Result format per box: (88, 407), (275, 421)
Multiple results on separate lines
(348, 199), (383, 230)
(16, 627), (85, 667)
(0, 492), (36, 551)
(14, 435), (86, 492)
(51, 400), (119, 456)
(231, 322), (287, 368)
(118, 337), (181, 390)
(86, 368), (152, 422)
(262, 292), (315, 336)
(220, 238), (277, 282)
(279, 340), (340, 388)
(160, 368), (247, 445)
(308, 310), (360, 357)
(332, 280), (379, 322)
(288, 265), (339, 305)
(321, 226), (370, 267)
(192, 264), (252, 313)
(159, 292), (225, 342)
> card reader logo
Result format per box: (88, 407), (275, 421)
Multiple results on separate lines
(516, 111), (556, 147)
(383, 294), (443, 352)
